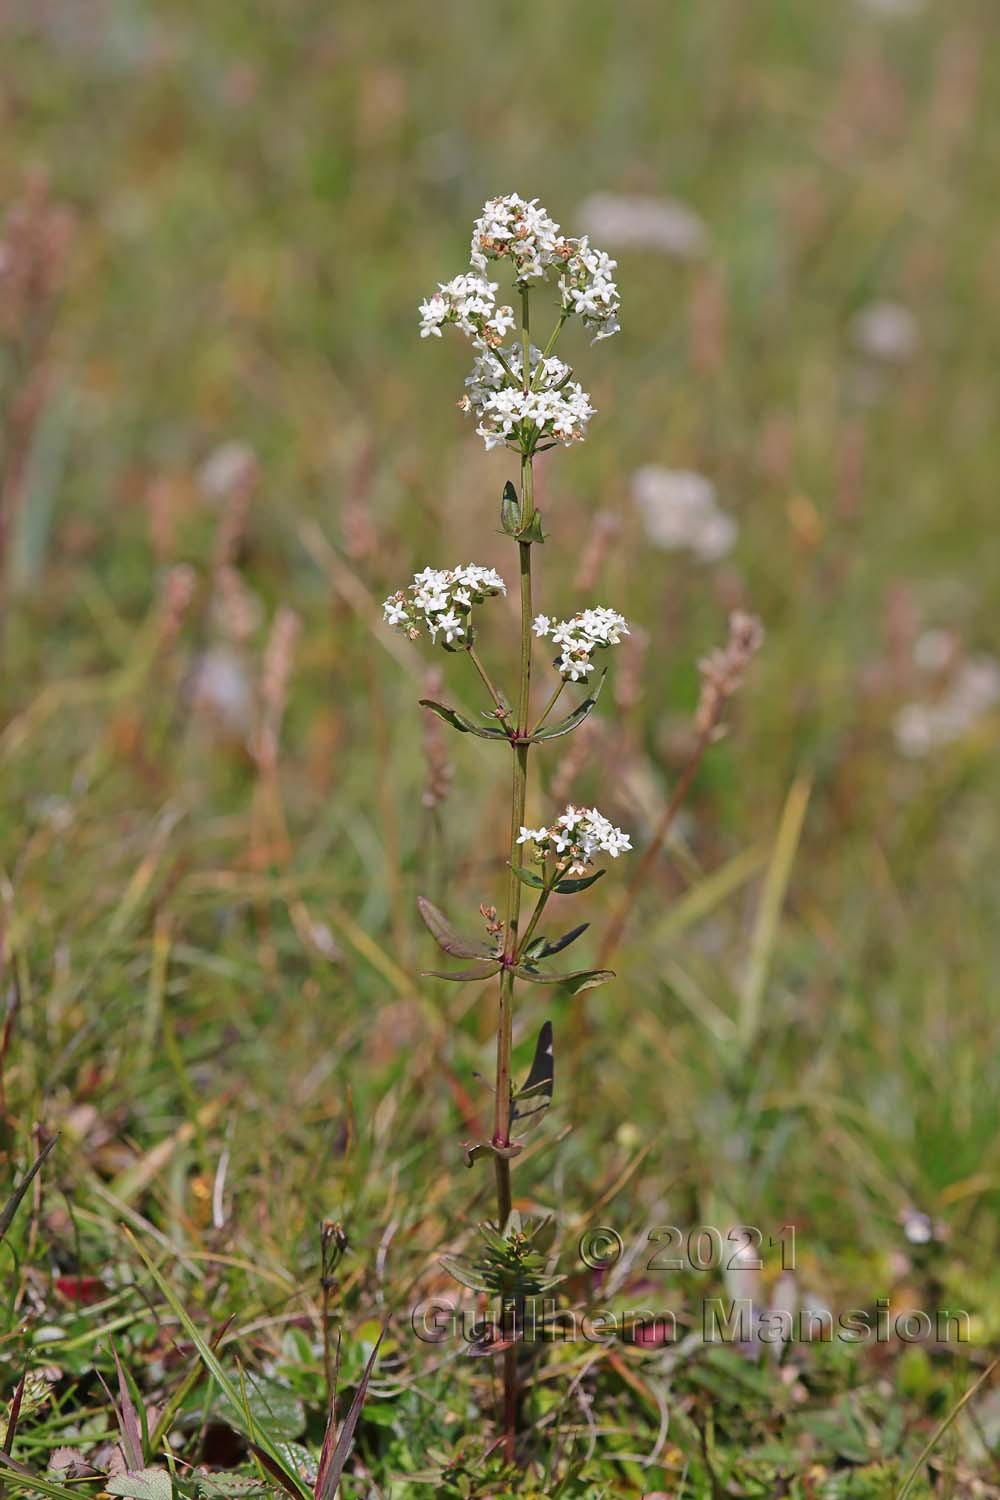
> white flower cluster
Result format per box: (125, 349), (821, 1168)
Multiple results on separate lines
(468, 194), (621, 341)
(533, 606), (630, 682)
(557, 241), (621, 342)
(419, 193), (620, 451)
(470, 193), (567, 281)
(418, 273), (515, 347)
(382, 564), (506, 647)
(517, 805), (632, 876)
(461, 344), (594, 452)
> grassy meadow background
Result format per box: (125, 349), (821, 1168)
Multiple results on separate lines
(2, 0), (999, 1494)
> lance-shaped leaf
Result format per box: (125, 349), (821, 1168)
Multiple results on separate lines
(511, 1021), (554, 1130)
(419, 700), (509, 739)
(523, 923), (589, 961)
(510, 863), (545, 890)
(527, 669), (607, 743)
(313, 1325), (385, 1500)
(514, 967), (614, 996)
(422, 963), (501, 983)
(553, 868), (606, 895)
(416, 897), (496, 960)
(500, 479), (521, 536)
(439, 1255), (494, 1294)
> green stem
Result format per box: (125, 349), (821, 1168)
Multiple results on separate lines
(493, 447), (534, 1159)
(467, 643), (512, 729)
(532, 310), (569, 387)
(531, 678), (565, 735)
(516, 882), (555, 961)
(493, 299), (537, 1463)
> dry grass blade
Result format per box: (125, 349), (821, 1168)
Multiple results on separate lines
(314, 1326), (385, 1500)
(739, 774), (811, 1050)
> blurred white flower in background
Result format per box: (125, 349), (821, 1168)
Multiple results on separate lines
(851, 301), (920, 363)
(198, 440), (257, 502)
(894, 638), (1000, 757)
(631, 466), (737, 562)
(188, 646), (254, 736)
(576, 192), (708, 260)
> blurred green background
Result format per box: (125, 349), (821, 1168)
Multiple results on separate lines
(2, 0), (999, 1491)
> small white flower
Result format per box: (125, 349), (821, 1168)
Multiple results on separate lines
(527, 805), (632, 874)
(533, 615), (552, 637)
(517, 826), (550, 845)
(539, 605), (630, 680)
(438, 609), (464, 643)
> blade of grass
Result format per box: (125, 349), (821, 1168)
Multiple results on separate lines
(0, 1137), (58, 1244)
(147, 1317), (235, 1455)
(739, 774), (811, 1051)
(0, 1454), (89, 1500)
(648, 843), (767, 950)
(123, 1228), (309, 1500)
(897, 1356), (999, 1500)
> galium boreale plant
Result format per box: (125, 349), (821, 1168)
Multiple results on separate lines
(382, 194), (630, 1458)
(385, 194), (761, 1461)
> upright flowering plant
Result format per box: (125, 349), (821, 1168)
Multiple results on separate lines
(388, 194), (628, 1456)
(387, 195), (760, 1461)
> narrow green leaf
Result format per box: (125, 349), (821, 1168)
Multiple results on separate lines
(422, 964), (501, 982)
(553, 868), (606, 895)
(511, 1021), (554, 1129)
(418, 700), (508, 739)
(528, 669), (607, 742)
(514, 967), (614, 995)
(0, 1454), (96, 1500)
(440, 1255), (493, 1294)
(416, 897), (495, 959)
(525, 923), (589, 960)
(509, 864), (545, 889)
